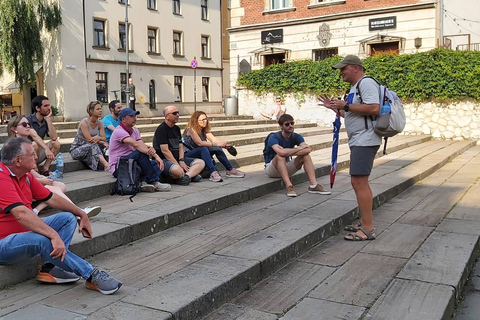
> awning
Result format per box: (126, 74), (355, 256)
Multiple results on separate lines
(249, 46), (291, 56)
(0, 81), (19, 95)
(357, 34), (406, 52)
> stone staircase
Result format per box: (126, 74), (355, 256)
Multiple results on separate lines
(0, 115), (478, 320)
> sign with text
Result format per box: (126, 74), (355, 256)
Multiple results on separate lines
(261, 29), (283, 44)
(369, 16), (397, 31)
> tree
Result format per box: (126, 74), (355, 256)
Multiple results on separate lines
(0, 0), (62, 87)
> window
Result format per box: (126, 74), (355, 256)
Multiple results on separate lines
(147, 0), (156, 10)
(96, 72), (108, 103)
(174, 76), (182, 102)
(202, 77), (209, 102)
(120, 72), (131, 103)
(93, 19), (106, 47)
(148, 28), (158, 53)
(119, 23), (126, 50)
(173, 0), (181, 14)
(118, 0), (125, 4)
(173, 31), (183, 55)
(201, 35), (210, 58)
(201, 0), (208, 20)
(271, 0), (288, 9)
(312, 48), (338, 61)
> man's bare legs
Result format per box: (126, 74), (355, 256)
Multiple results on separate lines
(185, 159), (205, 178)
(349, 175), (374, 238)
(272, 155), (295, 188)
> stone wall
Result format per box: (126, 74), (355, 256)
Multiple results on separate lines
(237, 90), (480, 140)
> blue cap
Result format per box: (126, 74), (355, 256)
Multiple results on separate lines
(118, 108), (140, 120)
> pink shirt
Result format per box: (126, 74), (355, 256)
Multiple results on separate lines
(108, 125), (141, 174)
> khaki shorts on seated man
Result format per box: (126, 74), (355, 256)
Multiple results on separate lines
(264, 114), (331, 197)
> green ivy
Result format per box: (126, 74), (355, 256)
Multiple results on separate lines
(237, 49), (480, 102)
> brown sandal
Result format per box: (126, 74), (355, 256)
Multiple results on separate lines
(344, 223), (361, 232)
(344, 227), (376, 241)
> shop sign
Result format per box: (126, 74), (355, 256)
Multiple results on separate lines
(369, 16), (397, 31)
(261, 29), (283, 44)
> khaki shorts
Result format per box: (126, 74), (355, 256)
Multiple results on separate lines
(264, 160), (299, 178)
(36, 141), (54, 165)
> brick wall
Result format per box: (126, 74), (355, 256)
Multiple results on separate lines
(240, 0), (420, 26)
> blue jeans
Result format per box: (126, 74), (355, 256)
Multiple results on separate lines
(185, 147), (218, 174)
(117, 150), (161, 184)
(0, 212), (94, 279)
(208, 146), (233, 171)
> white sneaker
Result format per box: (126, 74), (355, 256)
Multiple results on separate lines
(154, 181), (171, 192)
(83, 206), (102, 218)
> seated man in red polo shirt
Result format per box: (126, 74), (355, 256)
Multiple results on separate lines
(0, 137), (122, 295)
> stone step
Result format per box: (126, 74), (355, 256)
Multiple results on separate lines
(0, 136), (464, 294)
(0, 139), (474, 319)
(206, 145), (480, 320)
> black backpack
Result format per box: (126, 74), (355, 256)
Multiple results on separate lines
(263, 132), (282, 160)
(111, 157), (141, 201)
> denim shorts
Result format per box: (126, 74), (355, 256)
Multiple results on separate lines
(163, 157), (198, 174)
(349, 145), (380, 176)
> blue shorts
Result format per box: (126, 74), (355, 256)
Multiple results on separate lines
(162, 157), (199, 176)
(349, 146), (379, 176)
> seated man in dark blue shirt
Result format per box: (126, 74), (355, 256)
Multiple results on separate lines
(264, 114), (331, 197)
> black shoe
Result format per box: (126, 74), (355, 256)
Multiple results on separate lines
(176, 175), (191, 186)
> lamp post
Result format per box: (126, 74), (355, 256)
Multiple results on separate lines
(125, 1), (130, 105)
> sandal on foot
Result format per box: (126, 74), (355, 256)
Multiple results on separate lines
(344, 227), (376, 241)
(344, 223), (361, 232)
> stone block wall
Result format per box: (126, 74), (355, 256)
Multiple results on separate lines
(237, 90), (480, 140)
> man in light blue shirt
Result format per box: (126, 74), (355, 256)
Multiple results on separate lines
(102, 100), (122, 142)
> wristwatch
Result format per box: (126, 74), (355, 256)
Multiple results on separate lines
(178, 158), (185, 162)
(343, 103), (350, 112)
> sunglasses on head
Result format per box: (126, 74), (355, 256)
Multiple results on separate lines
(283, 121), (295, 127)
(18, 122), (31, 128)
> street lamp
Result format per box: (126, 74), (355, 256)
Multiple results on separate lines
(125, 1), (130, 105)
(414, 37), (422, 50)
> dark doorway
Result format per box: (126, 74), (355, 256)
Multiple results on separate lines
(370, 42), (399, 55)
(149, 80), (156, 109)
(264, 53), (285, 67)
(30, 86), (37, 114)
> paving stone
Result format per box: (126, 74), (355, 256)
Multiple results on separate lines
(122, 255), (261, 320)
(308, 253), (406, 307)
(396, 209), (447, 227)
(86, 301), (171, 320)
(300, 199), (358, 222)
(397, 231), (479, 295)
(361, 223), (434, 258)
(412, 182), (469, 213)
(216, 216), (333, 277)
(436, 219), (480, 236)
(366, 279), (455, 320)
(233, 261), (335, 315)
(0, 303), (86, 320)
(447, 180), (480, 221)
(203, 303), (277, 320)
(281, 297), (365, 320)
(455, 291), (480, 320)
(42, 284), (137, 315)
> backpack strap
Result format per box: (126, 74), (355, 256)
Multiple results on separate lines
(356, 76), (380, 130)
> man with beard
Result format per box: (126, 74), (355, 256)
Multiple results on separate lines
(26, 95), (60, 176)
(102, 100), (122, 143)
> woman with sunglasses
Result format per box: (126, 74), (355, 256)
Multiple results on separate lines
(182, 111), (245, 182)
(70, 101), (109, 171)
(6, 116), (101, 217)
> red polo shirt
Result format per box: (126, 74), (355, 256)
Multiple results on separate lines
(0, 163), (52, 239)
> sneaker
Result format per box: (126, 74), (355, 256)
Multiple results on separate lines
(140, 182), (155, 192)
(36, 264), (80, 284)
(85, 269), (122, 295)
(191, 175), (202, 182)
(209, 171), (223, 182)
(154, 181), (171, 192)
(83, 206), (102, 218)
(225, 169), (245, 178)
(286, 185), (297, 197)
(308, 184), (331, 195)
(176, 175), (191, 186)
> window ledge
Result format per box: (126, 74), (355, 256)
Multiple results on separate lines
(200, 56), (211, 60)
(147, 51), (161, 56)
(92, 46), (110, 51)
(173, 53), (185, 58)
(173, 12), (182, 16)
(148, 8), (158, 11)
(118, 49), (134, 53)
(308, 0), (346, 9)
(262, 7), (296, 15)
(201, 18), (209, 22)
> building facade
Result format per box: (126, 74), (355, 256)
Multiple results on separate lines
(1, 0), (224, 120)
(227, 0), (446, 95)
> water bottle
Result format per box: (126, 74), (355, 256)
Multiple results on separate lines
(48, 170), (58, 181)
(56, 152), (64, 180)
(380, 103), (391, 115)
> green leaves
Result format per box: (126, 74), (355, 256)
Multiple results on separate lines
(0, 0), (62, 87)
(237, 49), (480, 103)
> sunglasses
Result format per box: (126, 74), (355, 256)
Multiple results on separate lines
(283, 121), (295, 127)
(199, 118), (208, 122)
(18, 122), (31, 128)
(169, 111), (180, 116)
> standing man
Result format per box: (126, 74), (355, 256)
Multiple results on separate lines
(264, 114), (331, 197)
(0, 137), (122, 294)
(102, 100), (122, 143)
(318, 55), (380, 241)
(109, 109), (171, 192)
(128, 78), (136, 111)
(26, 95), (60, 176)
(153, 105), (205, 185)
